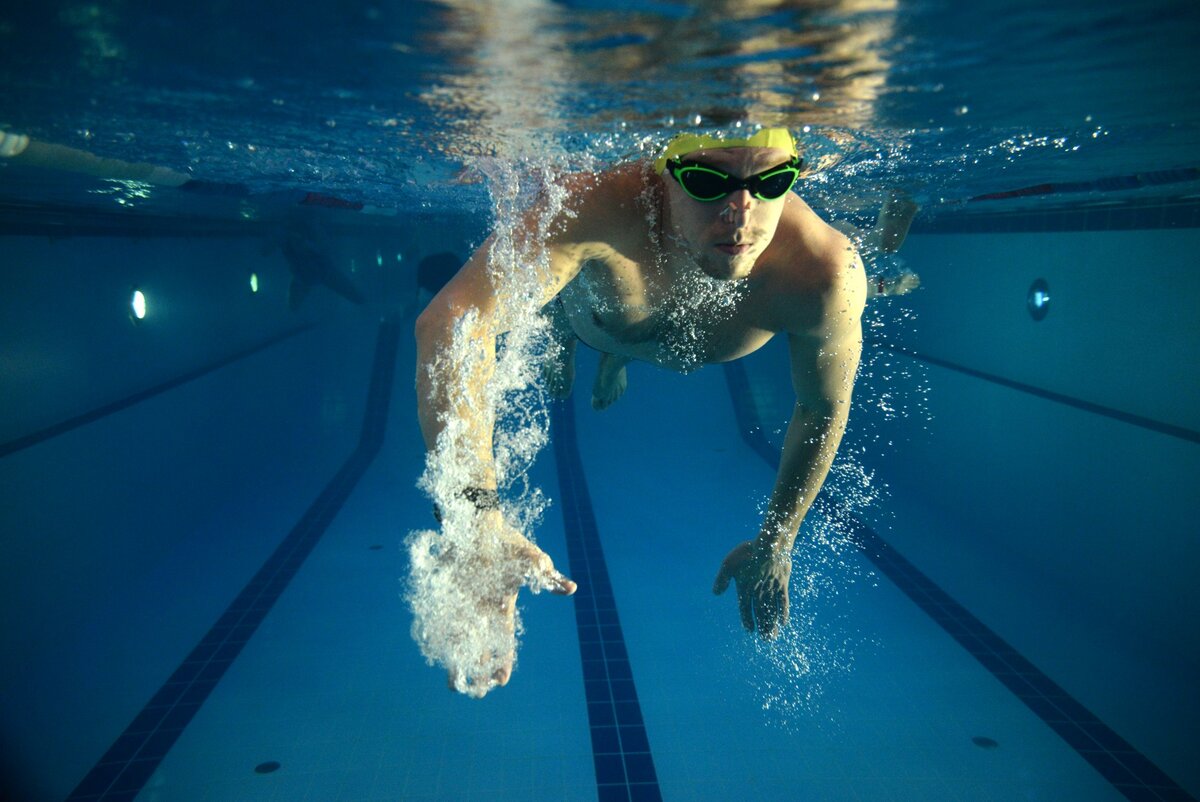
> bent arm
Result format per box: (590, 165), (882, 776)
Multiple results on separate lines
(414, 183), (595, 489)
(757, 258), (865, 554)
(414, 239), (505, 485)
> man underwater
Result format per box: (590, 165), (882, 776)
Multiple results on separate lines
(415, 128), (903, 696)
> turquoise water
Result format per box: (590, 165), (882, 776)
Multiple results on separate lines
(1, 1), (1198, 800)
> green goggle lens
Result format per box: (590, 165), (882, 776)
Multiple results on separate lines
(668, 158), (802, 202)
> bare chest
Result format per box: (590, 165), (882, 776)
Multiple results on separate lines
(558, 256), (775, 372)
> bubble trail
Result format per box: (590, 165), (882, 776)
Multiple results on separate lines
(406, 153), (577, 696)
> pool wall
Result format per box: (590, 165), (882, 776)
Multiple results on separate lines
(0, 228), (406, 800)
(1, 201), (1197, 800)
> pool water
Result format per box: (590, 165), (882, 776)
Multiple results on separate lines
(1, 1), (1198, 800)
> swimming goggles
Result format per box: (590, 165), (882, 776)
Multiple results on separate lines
(665, 156), (802, 202)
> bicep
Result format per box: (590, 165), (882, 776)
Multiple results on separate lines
(787, 328), (861, 411)
(786, 256), (866, 406)
(423, 210), (585, 332)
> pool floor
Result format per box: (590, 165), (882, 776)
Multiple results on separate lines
(88, 318), (1136, 802)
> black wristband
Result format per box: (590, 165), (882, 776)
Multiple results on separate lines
(461, 486), (501, 509)
(432, 486), (501, 523)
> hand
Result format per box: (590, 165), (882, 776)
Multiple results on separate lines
(444, 513), (576, 698)
(886, 271), (921, 296)
(712, 540), (792, 640)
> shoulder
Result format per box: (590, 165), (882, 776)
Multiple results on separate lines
(545, 162), (650, 250)
(757, 197), (866, 335)
(557, 163), (650, 224)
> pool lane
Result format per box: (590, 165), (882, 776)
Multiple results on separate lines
(566, 347), (1135, 801)
(121, 317), (596, 802)
(723, 359), (1196, 802)
(65, 318), (401, 802)
(552, 398), (663, 802)
(0, 323), (318, 459)
(53, 313), (1188, 801)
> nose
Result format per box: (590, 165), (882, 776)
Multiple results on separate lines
(722, 189), (753, 228)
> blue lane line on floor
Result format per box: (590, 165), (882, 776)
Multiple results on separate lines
(0, 322), (319, 459)
(64, 317), (401, 802)
(871, 340), (1200, 445)
(551, 398), (664, 802)
(723, 360), (1197, 802)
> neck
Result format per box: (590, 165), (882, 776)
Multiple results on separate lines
(651, 181), (697, 282)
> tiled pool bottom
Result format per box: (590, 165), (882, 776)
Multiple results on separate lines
(54, 327), (1186, 802)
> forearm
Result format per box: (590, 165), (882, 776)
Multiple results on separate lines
(756, 399), (850, 553)
(415, 308), (499, 490)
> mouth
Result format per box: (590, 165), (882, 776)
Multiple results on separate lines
(715, 243), (752, 256)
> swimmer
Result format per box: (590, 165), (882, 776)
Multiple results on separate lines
(0, 129), (190, 186)
(261, 216), (367, 310)
(831, 190), (922, 298)
(416, 128), (869, 695)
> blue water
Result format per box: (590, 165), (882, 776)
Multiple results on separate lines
(2, 1), (1199, 801)
(2, 0), (1199, 210)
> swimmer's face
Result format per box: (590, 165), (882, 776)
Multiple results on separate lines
(662, 146), (794, 281)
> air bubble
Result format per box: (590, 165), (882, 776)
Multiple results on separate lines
(406, 154), (567, 694)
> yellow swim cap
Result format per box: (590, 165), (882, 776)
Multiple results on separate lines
(654, 127), (798, 174)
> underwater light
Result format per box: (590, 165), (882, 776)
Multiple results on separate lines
(249, 272), (259, 293)
(1027, 279), (1050, 321)
(130, 288), (147, 321)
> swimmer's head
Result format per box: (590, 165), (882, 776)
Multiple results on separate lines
(653, 127), (798, 175)
(656, 128), (800, 281)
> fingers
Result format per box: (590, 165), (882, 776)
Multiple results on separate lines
(713, 562), (732, 595)
(442, 542), (576, 699)
(754, 581), (788, 641)
(446, 594), (519, 698)
(448, 667), (489, 697)
(448, 665), (500, 698)
(713, 542), (751, 595)
(551, 573), (578, 595)
(517, 543), (577, 595)
(538, 565), (577, 595)
(493, 648), (514, 687)
(527, 564), (577, 595)
(737, 584), (755, 632)
(482, 604), (517, 689)
(757, 586), (778, 640)
(497, 595), (516, 688)
(716, 541), (792, 640)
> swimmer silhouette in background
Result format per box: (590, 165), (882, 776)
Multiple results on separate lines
(0, 129), (190, 185)
(263, 216), (366, 311)
(0, 129), (367, 312)
(417, 128), (891, 696)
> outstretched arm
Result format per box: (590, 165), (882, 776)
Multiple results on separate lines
(714, 249), (865, 638)
(412, 183), (593, 695)
(415, 205), (592, 479)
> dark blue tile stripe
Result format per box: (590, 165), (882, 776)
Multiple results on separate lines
(64, 317), (401, 802)
(912, 197), (1200, 234)
(965, 169), (1200, 205)
(550, 399), (663, 802)
(722, 360), (1197, 802)
(848, 522), (1196, 802)
(871, 341), (1200, 445)
(0, 323), (318, 459)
